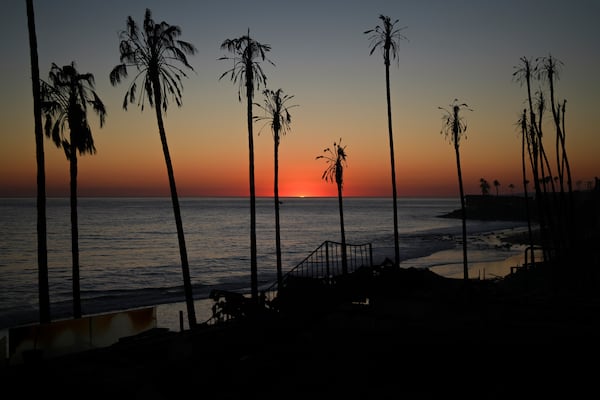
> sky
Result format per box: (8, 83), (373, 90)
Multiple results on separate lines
(1, 0), (599, 198)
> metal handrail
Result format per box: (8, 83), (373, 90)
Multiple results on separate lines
(263, 240), (373, 303)
(200, 241), (373, 326)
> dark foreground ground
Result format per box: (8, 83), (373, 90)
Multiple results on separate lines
(3, 260), (600, 399)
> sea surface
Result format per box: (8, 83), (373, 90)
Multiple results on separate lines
(0, 197), (529, 331)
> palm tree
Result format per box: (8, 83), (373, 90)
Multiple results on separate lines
(537, 55), (572, 195)
(26, 0), (50, 324)
(537, 55), (574, 259)
(41, 62), (106, 319)
(439, 99), (472, 282)
(109, 8), (198, 327)
(219, 29), (274, 301)
(254, 88), (297, 291)
(480, 178), (490, 195)
(517, 110), (536, 268)
(365, 15), (407, 268)
(514, 57), (553, 260)
(316, 139), (348, 274)
(493, 179), (501, 196)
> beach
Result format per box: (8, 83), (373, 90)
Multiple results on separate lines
(1, 197), (529, 332)
(5, 197), (598, 397)
(5, 223), (599, 397)
(152, 225), (537, 332)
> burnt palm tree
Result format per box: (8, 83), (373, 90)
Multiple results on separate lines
(537, 55), (572, 196)
(219, 29), (274, 301)
(439, 100), (472, 282)
(109, 8), (197, 327)
(26, 0), (50, 323)
(254, 88), (297, 291)
(316, 139), (348, 274)
(537, 55), (574, 255)
(365, 15), (407, 268)
(41, 62), (106, 318)
(513, 57), (553, 262)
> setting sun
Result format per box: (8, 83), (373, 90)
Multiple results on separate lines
(0, 1), (598, 198)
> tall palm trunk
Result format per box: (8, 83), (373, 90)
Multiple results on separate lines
(559, 102), (574, 237)
(337, 182), (348, 274)
(69, 139), (82, 318)
(559, 102), (573, 196)
(274, 134), (282, 290)
(245, 66), (258, 301)
(152, 79), (196, 328)
(453, 109), (468, 282)
(26, 0), (50, 323)
(384, 57), (400, 267)
(536, 109), (558, 264)
(548, 71), (573, 259)
(520, 110), (535, 269)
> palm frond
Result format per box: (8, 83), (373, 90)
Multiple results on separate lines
(111, 8), (195, 112)
(365, 14), (408, 66)
(41, 62), (105, 159)
(109, 64), (128, 86)
(219, 31), (273, 101)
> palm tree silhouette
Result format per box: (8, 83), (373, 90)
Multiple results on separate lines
(517, 109), (536, 268)
(254, 88), (297, 291)
(493, 179), (501, 196)
(480, 178), (490, 195)
(26, 0), (50, 324)
(109, 9), (198, 327)
(537, 55), (572, 196)
(41, 62), (106, 318)
(219, 29), (274, 301)
(316, 139), (348, 274)
(365, 15), (407, 268)
(439, 99), (472, 282)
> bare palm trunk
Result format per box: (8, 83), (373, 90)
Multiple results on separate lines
(274, 135), (282, 290)
(537, 121), (559, 264)
(337, 183), (348, 274)
(559, 103), (574, 233)
(453, 118), (468, 282)
(152, 81), (196, 328)
(548, 74), (572, 261)
(70, 142), (82, 318)
(385, 61), (400, 267)
(559, 102), (573, 196)
(246, 72), (258, 301)
(525, 70), (547, 241)
(26, 0), (50, 324)
(521, 111), (535, 268)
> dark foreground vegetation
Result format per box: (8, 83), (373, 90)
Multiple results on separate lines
(4, 247), (600, 398)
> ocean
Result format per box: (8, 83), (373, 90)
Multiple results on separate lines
(0, 196), (530, 332)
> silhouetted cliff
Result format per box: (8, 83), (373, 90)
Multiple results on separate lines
(440, 195), (536, 221)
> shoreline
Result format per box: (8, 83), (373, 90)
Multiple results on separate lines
(156, 224), (538, 332)
(1, 223), (536, 334)
(4, 219), (600, 397)
(4, 245), (599, 397)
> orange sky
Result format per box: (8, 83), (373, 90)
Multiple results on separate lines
(1, 1), (598, 198)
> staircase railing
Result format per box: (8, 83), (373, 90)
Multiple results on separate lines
(263, 240), (373, 302)
(202, 241), (373, 326)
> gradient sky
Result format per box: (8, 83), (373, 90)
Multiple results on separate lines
(1, 0), (598, 198)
